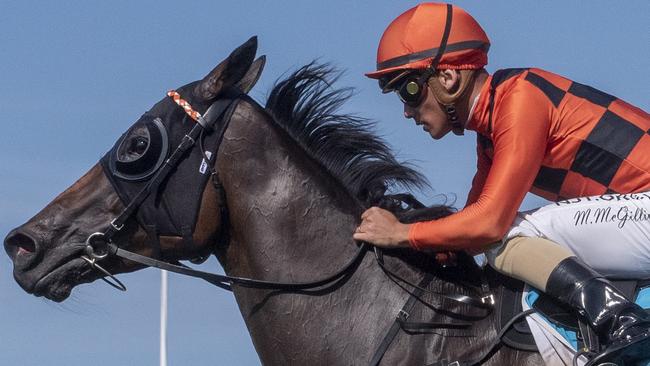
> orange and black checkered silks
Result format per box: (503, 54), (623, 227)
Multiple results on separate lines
(408, 68), (650, 251)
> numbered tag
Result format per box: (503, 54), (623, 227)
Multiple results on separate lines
(199, 151), (213, 174)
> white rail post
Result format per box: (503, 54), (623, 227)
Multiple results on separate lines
(160, 269), (168, 366)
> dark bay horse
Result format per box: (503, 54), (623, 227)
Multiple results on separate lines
(4, 37), (543, 365)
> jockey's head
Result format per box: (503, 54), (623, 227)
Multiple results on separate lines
(366, 3), (490, 138)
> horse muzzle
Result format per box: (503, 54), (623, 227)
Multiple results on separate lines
(4, 226), (92, 298)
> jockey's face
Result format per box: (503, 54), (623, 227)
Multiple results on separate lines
(403, 77), (453, 140)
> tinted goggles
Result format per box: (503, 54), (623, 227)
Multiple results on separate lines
(379, 71), (432, 108)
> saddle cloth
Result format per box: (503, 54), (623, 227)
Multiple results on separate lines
(522, 285), (650, 366)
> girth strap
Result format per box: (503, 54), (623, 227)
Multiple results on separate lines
(369, 271), (476, 366)
(370, 273), (435, 366)
(426, 309), (536, 366)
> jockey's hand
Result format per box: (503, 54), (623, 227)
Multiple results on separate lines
(353, 207), (411, 248)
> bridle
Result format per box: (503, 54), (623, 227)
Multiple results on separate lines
(79, 87), (514, 365)
(81, 89), (242, 290)
(81, 88), (374, 293)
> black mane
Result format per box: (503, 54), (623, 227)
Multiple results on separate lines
(265, 63), (427, 205)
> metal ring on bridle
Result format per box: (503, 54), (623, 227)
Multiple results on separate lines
(80, 255), (127, 292)
(84, 232), (110, 260)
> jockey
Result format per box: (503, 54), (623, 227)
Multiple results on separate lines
(353, 2), (650, 365)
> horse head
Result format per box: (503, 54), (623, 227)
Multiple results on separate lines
(4, 36), (265, 302)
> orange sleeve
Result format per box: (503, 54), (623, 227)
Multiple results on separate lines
(409, 83), (552, 251)
(465, 135), (491, 207)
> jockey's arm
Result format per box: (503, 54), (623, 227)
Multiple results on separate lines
(465, 135), (491, 207)
(409, 85), (551, 251)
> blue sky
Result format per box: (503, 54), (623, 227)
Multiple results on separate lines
(1, 1), (648, 365)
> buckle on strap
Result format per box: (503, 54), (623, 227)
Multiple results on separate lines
(481, 294), (495, 306)
(184, 134), (196, 145)
(110, 219), (124, 232)
(398, 309), (410, 320)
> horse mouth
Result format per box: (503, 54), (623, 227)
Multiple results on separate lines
(32, 258), (95, 302)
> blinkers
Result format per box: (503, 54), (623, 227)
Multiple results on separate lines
(108, 116), (170, 181)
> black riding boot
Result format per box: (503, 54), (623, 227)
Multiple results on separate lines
(545, 257), (650, 366)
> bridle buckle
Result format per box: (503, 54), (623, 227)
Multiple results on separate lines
(398, 309), (410, 320)
(481, 294), (495, 306)
(110, 219), (124, 232)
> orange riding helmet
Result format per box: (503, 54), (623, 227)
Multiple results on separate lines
(366, 2), (490, 80)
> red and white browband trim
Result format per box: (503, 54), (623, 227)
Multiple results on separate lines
(167, 90), (201, 122)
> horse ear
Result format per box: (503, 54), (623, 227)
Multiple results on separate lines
(194, 36), (258, 101)
(235, 55), (266, 94)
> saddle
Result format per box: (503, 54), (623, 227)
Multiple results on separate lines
(496, 267), (650, 353)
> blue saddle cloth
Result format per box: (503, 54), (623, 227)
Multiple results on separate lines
(526, 286), (650, 365)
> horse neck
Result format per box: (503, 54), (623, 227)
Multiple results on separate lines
(216, 100), (364, 280)
(212, 101), (400, 360)
(212, 101), (532, 364)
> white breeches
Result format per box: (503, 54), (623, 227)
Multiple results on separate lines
(491, 192), (650, 279)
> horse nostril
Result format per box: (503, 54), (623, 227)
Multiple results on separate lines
(4, 230), (39, 261)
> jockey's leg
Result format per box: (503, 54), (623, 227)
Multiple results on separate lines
(496, 194), (650, 278)
(487, 192), (650, 365)
(489, 235), (571, 291)
(489, 238), (650, 365)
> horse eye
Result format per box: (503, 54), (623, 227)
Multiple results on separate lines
(129, 137), (149, 155)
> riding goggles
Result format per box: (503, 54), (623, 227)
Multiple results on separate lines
(379, 70), (433, 108)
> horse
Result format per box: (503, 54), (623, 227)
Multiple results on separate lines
(4, 37), (543, 365)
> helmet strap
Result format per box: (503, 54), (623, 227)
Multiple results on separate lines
(427, 69), (477, 136)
